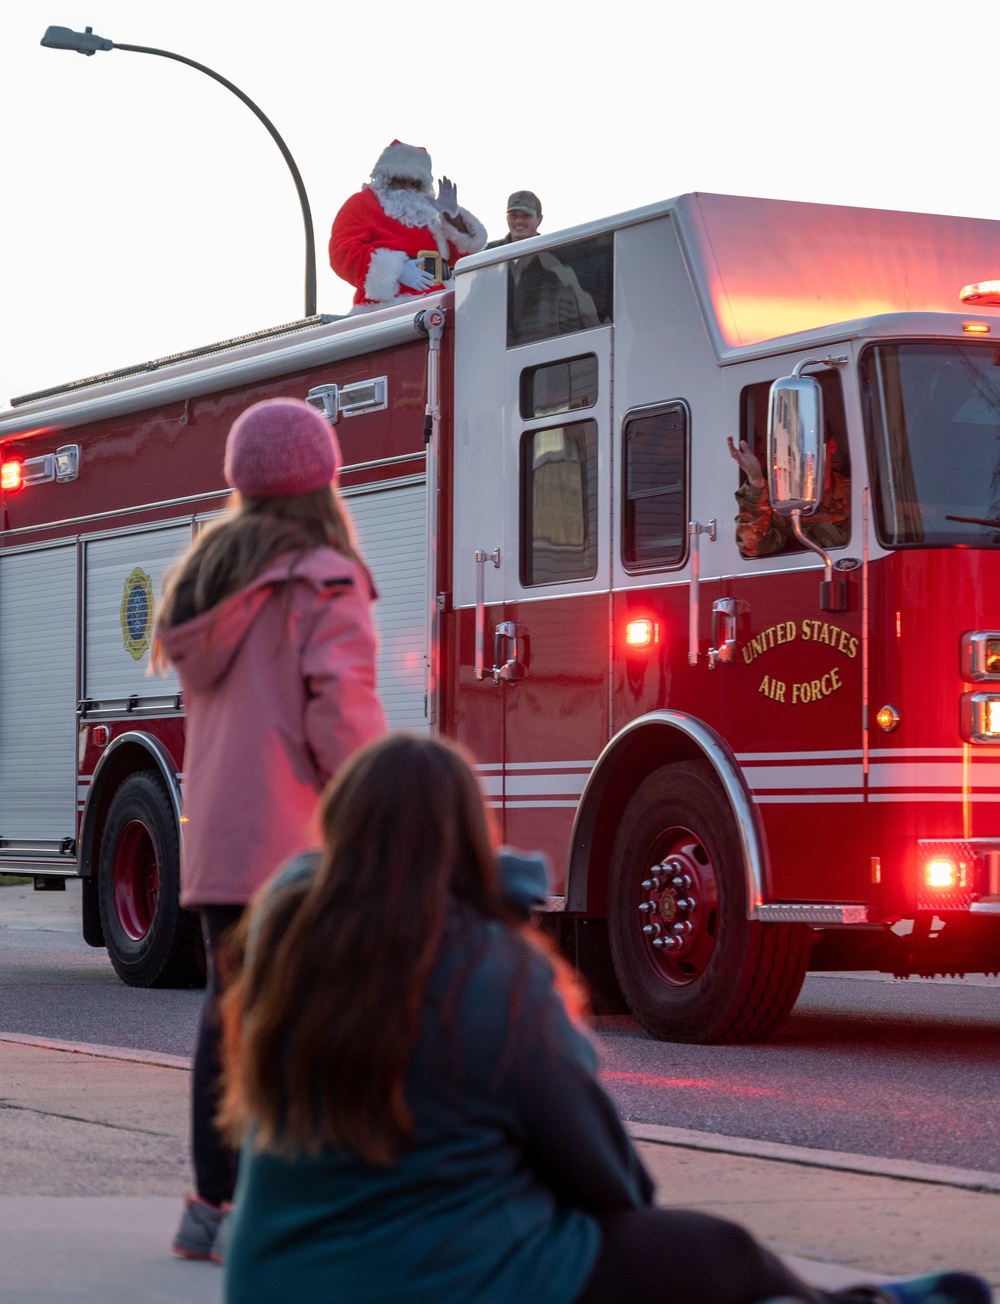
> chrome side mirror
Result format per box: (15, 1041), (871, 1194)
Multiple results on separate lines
(766, 373), (824, 516)
(765, 361), (848, 614)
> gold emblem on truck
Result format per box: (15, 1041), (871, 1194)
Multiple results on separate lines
(120, 567), (154, 661)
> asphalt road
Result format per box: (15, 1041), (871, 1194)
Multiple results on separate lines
(4, 879), (1000, 1172)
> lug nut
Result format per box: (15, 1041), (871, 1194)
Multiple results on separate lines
(641, 877), (661, 892)
(676, 898), (695, 912)
(671, 873), (692, 891)
(638, 901), (654, 913)
(673, 920), (694, 935)
(643, 923), (661, 937)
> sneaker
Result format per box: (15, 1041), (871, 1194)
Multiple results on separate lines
(209, 1205), (232, 1266)
(828, 1273), (992, 1304)
(171, 1193), (228, 1262)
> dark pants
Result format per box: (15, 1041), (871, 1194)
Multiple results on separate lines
(192, 904), (244, 1207)
(575, 1209), (824, 1304)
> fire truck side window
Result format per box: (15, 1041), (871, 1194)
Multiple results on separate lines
(737, 371), (851, 559)
(507, 233), (613, 348)
(520, 420), (599, 586)
(520, 354), (599, 419)
(622, 403), (689, 570)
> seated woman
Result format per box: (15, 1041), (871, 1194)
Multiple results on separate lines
(218, 734), (989, 1304)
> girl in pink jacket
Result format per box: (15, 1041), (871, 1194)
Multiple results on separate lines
(153, 397), (386, 1263)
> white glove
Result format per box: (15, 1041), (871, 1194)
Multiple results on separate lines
(397, 258), (435, 292)
(432, 176), (459, 217)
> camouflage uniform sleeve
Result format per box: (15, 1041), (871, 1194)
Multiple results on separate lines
(807, 471), (851, 549)
(735, 481), (787, 559)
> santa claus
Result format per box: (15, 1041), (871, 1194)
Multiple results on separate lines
(329, 140), (487, 312)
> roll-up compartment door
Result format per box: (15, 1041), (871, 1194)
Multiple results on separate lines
(84, 526), (190, 705)
(344, 480), (428, 732)
(0, 544), (77, 849)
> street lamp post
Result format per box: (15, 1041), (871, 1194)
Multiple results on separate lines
(40, 25), (318, 319)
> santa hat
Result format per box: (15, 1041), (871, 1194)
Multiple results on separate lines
(371, 139), (433, 190)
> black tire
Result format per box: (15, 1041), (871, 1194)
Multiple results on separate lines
(97, 771), (204, 988)
(607, 761), (810, 1043)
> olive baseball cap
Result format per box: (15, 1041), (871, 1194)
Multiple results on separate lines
(506, 190), (542, 215)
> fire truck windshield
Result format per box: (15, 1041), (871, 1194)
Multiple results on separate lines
(860, 341), (1000, 547)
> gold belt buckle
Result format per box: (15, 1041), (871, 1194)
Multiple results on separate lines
(417, 249), (444, 287)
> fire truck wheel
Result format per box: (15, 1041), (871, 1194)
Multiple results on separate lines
(97, 771), (204, 989)
(607, 761), (810, 1043)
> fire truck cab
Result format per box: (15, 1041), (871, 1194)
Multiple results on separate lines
(3, 191), (1000, 1041)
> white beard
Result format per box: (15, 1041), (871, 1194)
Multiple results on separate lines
(369, 180), (441, 231)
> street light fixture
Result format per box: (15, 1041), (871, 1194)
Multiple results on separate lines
(40, 25), (318, 318)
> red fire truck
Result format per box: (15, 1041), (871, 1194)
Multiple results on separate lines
(4, 191), (1000, 1042)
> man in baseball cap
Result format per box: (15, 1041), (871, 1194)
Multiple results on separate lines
(486, 190), (542, 248)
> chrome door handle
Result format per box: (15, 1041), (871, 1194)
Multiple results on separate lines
(708, 597), (739, 669)
(493, 621), (527, 683)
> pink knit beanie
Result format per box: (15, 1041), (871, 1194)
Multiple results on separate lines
(224, 398), (342, 497)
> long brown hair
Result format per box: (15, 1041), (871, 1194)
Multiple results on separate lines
(218, 734), (583, 1164)
(153, 485), (359, 658)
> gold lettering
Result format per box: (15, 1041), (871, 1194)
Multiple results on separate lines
(847, 637), (858, 659)
(759, 675), (772, 698)
(831, 666), (842, 690)
(774, 679), (787, 702)
(742, 644), (753, 666)
(837, 629), (850, 655)
(792, 682), (803, 704)
(821, 672), (833, 696)
(817, 623), (831, 646)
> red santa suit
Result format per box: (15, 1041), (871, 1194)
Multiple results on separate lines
(329, 140), (487, 311)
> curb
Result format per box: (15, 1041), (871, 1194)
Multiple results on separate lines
(0, 1032), (191, 1071)
(626, 1121), (1000, 1194)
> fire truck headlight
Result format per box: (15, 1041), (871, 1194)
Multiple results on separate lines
(1, 459), (23, 492)
(925, 859), (958, 889)
(960, 692), (1000, 742)
(961, 631), (1000, 681)
(625, 619), (657, 648)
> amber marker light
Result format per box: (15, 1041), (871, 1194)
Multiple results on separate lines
(963, 322), (991, 334)
(1, 460), (23, 492)
(876, 704), (900, 732)
(925, 859), (958, 889)
(960, 280), (1000, 305)
(625, 619), (657, 648)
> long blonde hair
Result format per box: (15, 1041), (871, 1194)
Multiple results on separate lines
(153, 485), (360, 665)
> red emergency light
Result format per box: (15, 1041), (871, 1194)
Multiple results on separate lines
(959, 280), (1000, 306)
(625, 619), (658, 648)
(1, 459), (23, 492)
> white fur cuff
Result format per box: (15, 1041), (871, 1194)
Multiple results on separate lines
(365, 248), (410, 303)
(447, 208), (488, 256)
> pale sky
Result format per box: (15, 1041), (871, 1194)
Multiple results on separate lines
(1, 1), (996, 404)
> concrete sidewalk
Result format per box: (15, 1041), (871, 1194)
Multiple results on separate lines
(0, 1036), (997, 1302)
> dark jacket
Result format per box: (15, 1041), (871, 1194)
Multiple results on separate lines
(224, 854), (653, 1304)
